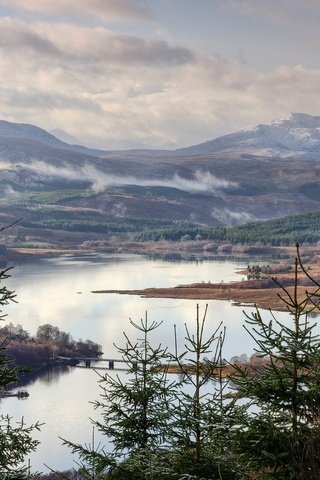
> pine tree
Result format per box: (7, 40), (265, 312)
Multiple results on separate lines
(65, 305), (247, 479)
(0, 266), (41, 479)
(232, 244), (320, 479)
(165, 304), (244, 480)
(64, 313), (174, 479)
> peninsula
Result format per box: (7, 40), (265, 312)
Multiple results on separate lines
(92, 256), (320, 312)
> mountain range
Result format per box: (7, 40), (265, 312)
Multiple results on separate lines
(175, 112), (320, 157)
(1, 112), (320, 248)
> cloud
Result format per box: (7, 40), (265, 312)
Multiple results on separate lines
(4, 160), (236, 194)
(0, 0), (152, 21)
(111, 203), (128, 218)
(0, 160), (15, 169)
(0, 87), (102, 113)
(211, 208), (254, 225)
(0, 18), (60, 56)
(1, 18), (320, 149)
(0, 19), (194, 67)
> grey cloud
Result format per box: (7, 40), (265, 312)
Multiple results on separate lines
(0, 20), (194, 68)
(84, 34), (195, 67)
(0, 19), (60, 56)
(0, 0), (152, 21)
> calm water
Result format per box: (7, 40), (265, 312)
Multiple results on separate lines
(1, 253), (288, 473)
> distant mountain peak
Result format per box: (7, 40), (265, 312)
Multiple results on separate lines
(0, 119), (66, 148)
(176, 112), (320, 157)
(269, 112), (320, 129)
(240, 113), (320, 133)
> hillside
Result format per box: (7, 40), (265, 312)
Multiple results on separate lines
(134, 211), (320, 246)
(1, 114), (320, 249)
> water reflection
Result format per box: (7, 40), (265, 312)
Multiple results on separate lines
(8, 365), (73, 391)
(2, 253), (282, 473)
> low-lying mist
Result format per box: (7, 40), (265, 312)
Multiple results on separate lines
(0, 159), (238, 195)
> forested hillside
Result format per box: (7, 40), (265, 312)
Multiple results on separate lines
(135, 211), (320, 245)
(3, 117), (320, 251)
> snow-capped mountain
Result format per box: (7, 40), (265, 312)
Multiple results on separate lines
(177, 113), (320, 157)
(1, 113), (320, 159)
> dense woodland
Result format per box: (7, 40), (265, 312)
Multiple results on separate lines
(134, 210), (320, 245)
(12, 210), (320, 249)
(1, 245), (320, 479)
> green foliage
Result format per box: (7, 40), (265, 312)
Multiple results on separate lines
(134, 210), (320, 245)
(0, 415), (41, 479)
(0, 266), (41, 478)
(165, 305), (244, 479)
(64, 307), (244, 479)
(62, 246), (320, 479)
(20, 217), (195, 235)
(0, 268), (17, 320)
(64, 314), (173, 478)
(232, 245), (320, 479)
(1, 188), (94, 207)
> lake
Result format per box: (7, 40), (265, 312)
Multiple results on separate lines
(1, 252), (289, 473)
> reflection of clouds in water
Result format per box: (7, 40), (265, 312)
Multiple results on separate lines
(4, 367), (103, 472)
(5, 255), (284, 360)
(3, 254), (294, 472)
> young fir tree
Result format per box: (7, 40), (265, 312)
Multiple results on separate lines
(232, 244), (320, 479)
(65, 313), (174, 479)
(164, 303), (244, 480)
(0, 266), (41, 479)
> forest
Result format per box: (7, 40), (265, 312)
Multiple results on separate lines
(134, 210), (320, 245)
(1, 245), (320, 479)
(8, 206), (320, 249)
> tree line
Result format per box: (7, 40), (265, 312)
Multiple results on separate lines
(135, 210), (320, 245)
(0, 322), (102, 370)
(13, 208), (320, 246)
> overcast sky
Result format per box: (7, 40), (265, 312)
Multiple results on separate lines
(0, 0), (319, 149)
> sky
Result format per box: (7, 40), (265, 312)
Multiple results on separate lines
(0, 0), (320, 149)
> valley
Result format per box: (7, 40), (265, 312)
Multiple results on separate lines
(1, 114), (320, 253)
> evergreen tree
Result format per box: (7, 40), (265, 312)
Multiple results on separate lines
(165, 304), (244, 480)
(0, 266), (41, 479)
(65, 306), (245, 480)
(232, 244), (320, 479)
(64, 313), (174, 479)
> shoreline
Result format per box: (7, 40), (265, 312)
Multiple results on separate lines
(4, 242), (320, 312)
(2, 240), (300, 261)
(91, 284), (283, 311)
(92, 283), (318, 312)
(92, 255), (320, 312)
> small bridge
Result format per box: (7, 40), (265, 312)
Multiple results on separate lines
(57, 356), (139, 371)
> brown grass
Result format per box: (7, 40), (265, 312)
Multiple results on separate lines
(92, 256), (320, 312)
